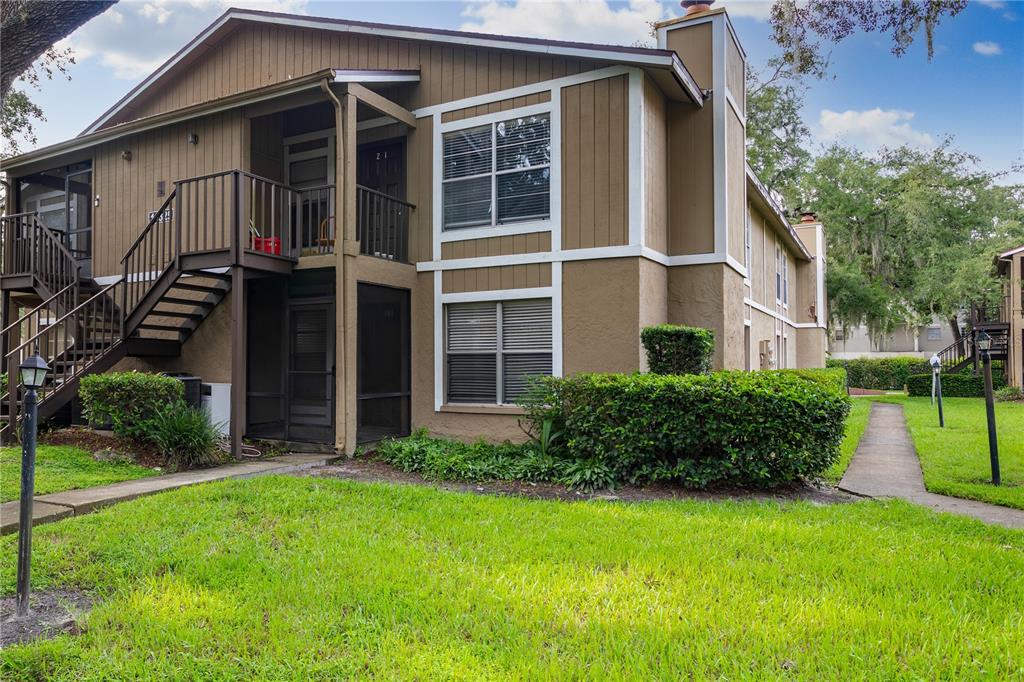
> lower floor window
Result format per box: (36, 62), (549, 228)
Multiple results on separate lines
(445, 298), (552, 404)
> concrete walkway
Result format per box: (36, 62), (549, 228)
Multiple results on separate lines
(0, 452), (339, 535)
(840, 402), (1024, 529)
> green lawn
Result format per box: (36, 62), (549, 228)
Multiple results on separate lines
(2, 476), (1022, 679)
(892, 396), (1024, 510)
(0, 445), (157, 503)
(823, 397), (872, 484)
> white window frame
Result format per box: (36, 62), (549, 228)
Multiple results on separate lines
(283, 129), (336, 188)
(743, 209), (752, 287)
(437, 102), (555, 243)
(782, 251), (789, 308)
(443, 296), (554, 406)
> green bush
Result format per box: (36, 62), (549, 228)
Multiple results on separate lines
(906, 371), (1007, 398)
(521, 371), (850, 489)
(79, 372), (184, 437)
(375, 430), (545, 483)
(776, 367), (848, 394)
(0, 373), (6, 395)
(826, 357), (927, 390)
(641, 325), (714, 375)
(139, 402), (224, 469)
(995, 385), (1024, 402)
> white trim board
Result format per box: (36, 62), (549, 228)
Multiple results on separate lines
(440, 287), (553, 304)
(422, 245), (749, 278)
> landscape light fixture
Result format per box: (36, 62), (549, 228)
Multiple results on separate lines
(929, 353), (943, 427)
(975, 330), (1000, 485)
(15, 353), (49, 617)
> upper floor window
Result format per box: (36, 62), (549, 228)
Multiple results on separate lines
(442, 113), (551, 231)
(744, 210), (752, 275)
(775, 245), (782, 302)
(782, 254), (789, 305)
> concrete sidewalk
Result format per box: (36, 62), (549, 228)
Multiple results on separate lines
(840, 402), (1024, 530)
(0, 452), (339, 535)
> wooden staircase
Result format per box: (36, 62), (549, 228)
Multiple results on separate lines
(1, 170), (300, 443)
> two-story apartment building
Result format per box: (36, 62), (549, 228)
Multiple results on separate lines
(1, 3), (826, 454)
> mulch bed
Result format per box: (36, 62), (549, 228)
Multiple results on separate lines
(40, 427), (166, 468)
(303, 457), (855, 506)
(0, 589), (92, 648)
(848, 388), (888, 396)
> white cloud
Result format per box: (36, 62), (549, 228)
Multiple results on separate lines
(973, 40), (1003, 56)
(460, 0), (666, 47)
(718, 1), (773, 21)
(977, 0), (1005, 9)
(817, 108), (935, 151)
(62, 0), (309, 80)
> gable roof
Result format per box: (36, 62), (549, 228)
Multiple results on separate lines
(745, 165), (812, 261)
(83, 7), (705, 135)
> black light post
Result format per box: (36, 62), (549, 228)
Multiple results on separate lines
(976, 331), (1000, 486)
(15, 353), (49, 618)
(929, 354), (944, 427)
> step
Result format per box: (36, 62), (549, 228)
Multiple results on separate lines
(137, 323), (185, 333)
(160, 296), (215, 308)
(168, 282), (229, 294)
(149, 309), (203, 320)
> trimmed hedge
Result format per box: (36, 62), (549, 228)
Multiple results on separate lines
(80, 372), (184, 438)
(641, 324), (714, 375)
(776, 367), (848, 394)
(826, 357), (927, 390)
(520, 370), (850, 489)
(907, 371), (1007, 398)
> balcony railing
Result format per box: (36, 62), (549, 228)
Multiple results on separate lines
(0, 212), (80, 296)
(356, 185), (413, 263)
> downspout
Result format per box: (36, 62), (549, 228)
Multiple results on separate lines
(320, 77), (354, 453)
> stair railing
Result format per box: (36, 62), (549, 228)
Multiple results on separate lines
(0, 212), (80, 299)
(935, 336), (971, 372)
(121, 191), (178, 331)
(5, 281), (124, 405)
(0, 280), (80, 355)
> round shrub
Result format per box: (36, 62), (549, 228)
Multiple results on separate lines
(641, 324), (715, 375)
(521, 371), (850, 489)
(79, 372), (184, 437)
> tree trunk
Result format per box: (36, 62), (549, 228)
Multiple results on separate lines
(1, 1), (116, 96)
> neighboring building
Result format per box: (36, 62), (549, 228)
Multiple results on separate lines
(0, 4), (826, 453)
(996, 244), (1023, 387)
(829, 316), (961, 360)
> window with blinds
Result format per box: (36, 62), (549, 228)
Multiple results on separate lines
(445, 299), (553, 404)
(442, 113), (551, 231)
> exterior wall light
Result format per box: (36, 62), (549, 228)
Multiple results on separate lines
(188, 132), (199, 145)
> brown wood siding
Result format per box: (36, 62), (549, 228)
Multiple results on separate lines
(442, 263), (551, 292)
(405, 115), (432, 263)
(726, 30), (745, 114)
(441, 232), (550, 259)
(643, 77), (668, 253)
(667, 100), (714, 255)
(113, 25), (600, 126)
(92, 110), (245, 277)
(441, 91), (551, 123)
(726, 107), (746, 263)
(561, 75), (628, 251)
(666, 22), (712, 89)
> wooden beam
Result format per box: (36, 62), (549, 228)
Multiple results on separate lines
(343, 82), (417, 130)
(230, 267), (246, 458)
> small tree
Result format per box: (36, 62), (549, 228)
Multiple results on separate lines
(641, 325), (714, 375)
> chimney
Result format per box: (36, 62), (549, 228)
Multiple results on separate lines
(680, 0), (715, 16)
(799, 211), (818, 224)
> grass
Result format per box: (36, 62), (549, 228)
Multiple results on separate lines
(0, 445), (157, 503)
(823, 397), (872, 484)
(888, 396), (1024, 510)
(1, 476), (1023, 679)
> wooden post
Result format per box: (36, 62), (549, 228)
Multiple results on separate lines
(230, 266), (246, 458)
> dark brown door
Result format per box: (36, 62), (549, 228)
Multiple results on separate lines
(357, 139), (405, 199)
(357, 283), (410, 443)
(287, 300), (335, 443)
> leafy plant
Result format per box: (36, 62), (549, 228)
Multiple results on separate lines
(827, 357), (927, 390)
(79, 372), (183, 438)
(907, 372), (1006, 398)
(140, 402), (224, 470)
(559, 457), (616, 493)
(995, 386), (1024, 403)
(640, 325), (715, 375)
(521, 371), (850, 489)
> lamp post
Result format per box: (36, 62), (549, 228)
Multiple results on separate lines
(976, 331), (1000, 486)
(15, 353), (49, 618)
(929, 354), (944, 427)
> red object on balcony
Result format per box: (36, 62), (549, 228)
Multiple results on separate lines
(251, 236), (281, 255)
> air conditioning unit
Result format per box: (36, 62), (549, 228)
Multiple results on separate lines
(201, 383), (231, 435)
(162, 373), (202, 408)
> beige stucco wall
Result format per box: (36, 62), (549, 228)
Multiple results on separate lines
(563, 258), (641, 375)
(667, 263), (745, 370)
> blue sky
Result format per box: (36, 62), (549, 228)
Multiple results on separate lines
(13, 0), (1024, 183)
